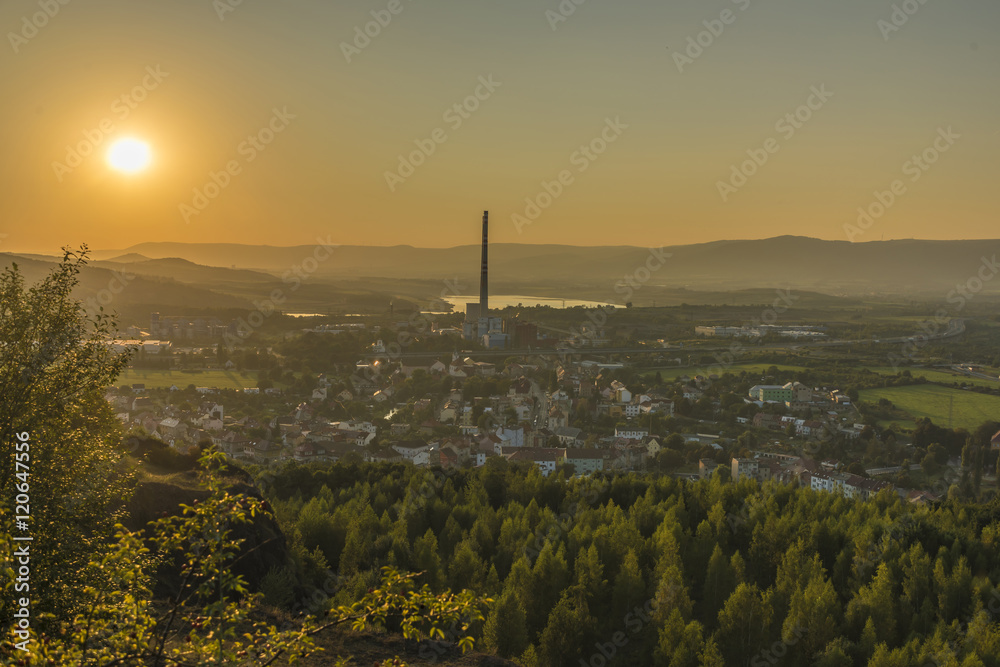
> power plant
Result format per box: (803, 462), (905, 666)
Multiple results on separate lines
(480, 210), (489, 316)
(463, 211), (507, 347)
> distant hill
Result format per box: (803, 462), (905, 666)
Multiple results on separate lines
(90, 236), (1000, 296)
(0, 252), (413, 321)
(104, 253), (151, 263)
(91, 257), (277, 285)
(0, 253), (254, 315)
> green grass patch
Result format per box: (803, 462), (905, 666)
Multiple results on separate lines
(859, 385), (1000, 431)
(863, 367), (999, 388)
(118, 369), (257, 390)
(641, 363), (810, 380)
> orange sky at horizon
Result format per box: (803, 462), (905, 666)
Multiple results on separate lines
(1, 0), (997, 254)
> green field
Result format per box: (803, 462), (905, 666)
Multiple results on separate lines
(118, 369), (257, 390)
(864, 367), (1000, 388)
(858, 385), (1000, 431)
(641, 363), (810, 381)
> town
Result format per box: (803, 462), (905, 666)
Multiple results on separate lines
(108, 320), (1000, 506)
(102, 213), (1000, 507)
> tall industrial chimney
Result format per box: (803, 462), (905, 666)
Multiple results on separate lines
(480, 211), (489, 316)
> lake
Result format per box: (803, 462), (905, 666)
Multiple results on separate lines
(440, 295), (616, 310)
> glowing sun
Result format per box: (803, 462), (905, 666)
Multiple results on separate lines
(107, 138), (152, 173)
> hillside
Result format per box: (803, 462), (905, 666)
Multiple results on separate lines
(90, 257), (277, 285)
(0, 252), (254, 314)
(7, 236), (1000, 324)
(86, 236), (1000, 296)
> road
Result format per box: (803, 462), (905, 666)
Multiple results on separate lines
(529, 378), (548, 430)
(947, 364), (999, 383)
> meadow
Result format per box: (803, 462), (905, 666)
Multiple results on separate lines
(858, 384), (1000, 431)
(117, 369), (257, 390)
(640, 362), (811, 381)
(864, 366), (1000, 388)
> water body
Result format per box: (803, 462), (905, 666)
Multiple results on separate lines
(442, 295), (616, 310)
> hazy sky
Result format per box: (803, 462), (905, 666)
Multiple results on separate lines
(1, 0), (997, 252)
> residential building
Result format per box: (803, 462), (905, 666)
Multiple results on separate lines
(554, 426), (583, 447)
(699, 458), (720, 479)
(391, 440), (429, 460)
(731, 458), (758, 482)
(748, 385), (794, 403)
(547, 407), (569, 430)
(492, 426), (523, 447)
(615, 428), (649, 440)
(506, 447), (565, 477)
(565, 449), (605, 476)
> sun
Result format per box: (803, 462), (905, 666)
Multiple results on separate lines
(107, 138), (152, 173)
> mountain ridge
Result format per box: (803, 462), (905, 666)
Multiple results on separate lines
(76, 236), (1000, 296)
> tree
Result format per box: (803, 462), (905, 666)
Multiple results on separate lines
(698, 637), (726, 667)
(611, 550), (646, 620)
(536, 587), (597, 667)
(971, 446), (983, 496)
(657, 449), (685, 472)
(814, 638), (854, 667)
(528, 543), (571, 632)
(573, 544), (607, 606)
(1, 451), (323, 664)
(715, 583), (774, 664)
(665, 433), (686, 450)
(449, 540), (487, 592)
(782, 575), (841, 661)
(845, 562), (897, 645)
(4, 450), (495, 666)
(477, 412), (495, 432)
(700, 544), (736, 624)
(921, 453), (939, 476)
(655, 609), (704, 667)
(412, 529), (445, 589)
(0, 249), (133, 625)
(482, 587), (529, 659)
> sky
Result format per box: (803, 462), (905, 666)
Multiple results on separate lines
(0, 0), (997, 253)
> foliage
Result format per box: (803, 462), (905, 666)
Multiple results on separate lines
(258, 460), (1000, 665)
(333, 567), (492, 654)
(1, 451), (492, 666)
(1, 450), (319, 665)
(0, 254), (490, 666)
(0, 249), (135, 624)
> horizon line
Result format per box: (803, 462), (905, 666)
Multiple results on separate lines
(6, 234), (1000, 256)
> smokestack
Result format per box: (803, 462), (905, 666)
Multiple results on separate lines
(480, 210), (489, 316)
